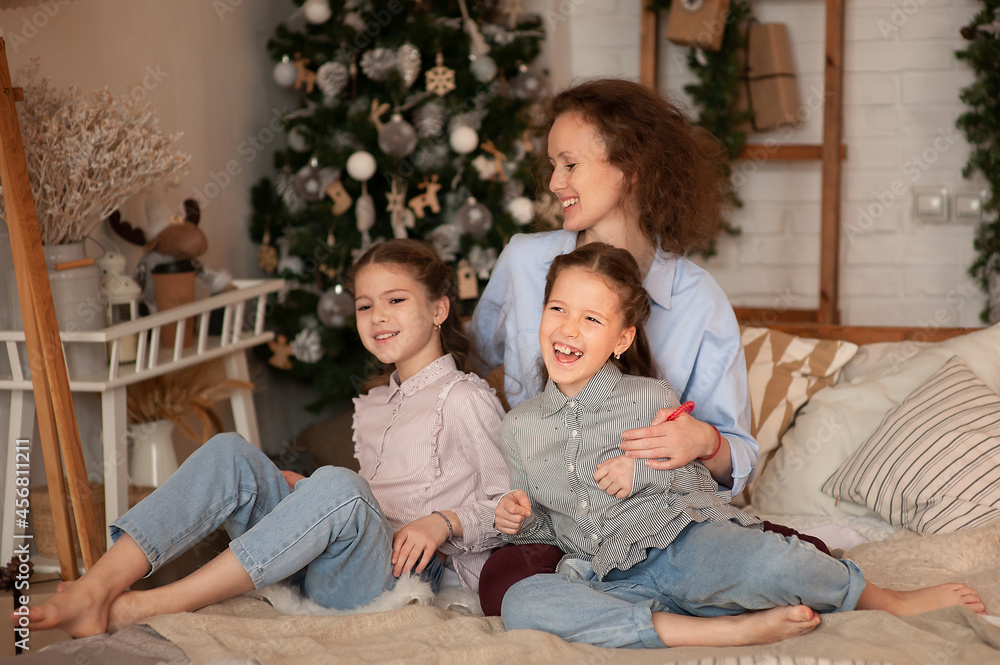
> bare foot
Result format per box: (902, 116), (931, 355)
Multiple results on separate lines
(107, 590), (164, 633)
(877, 583), (986, 616)
(654, 605), (820, 647)
(10, 580), (112, 638)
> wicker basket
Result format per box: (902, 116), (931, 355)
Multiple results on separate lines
(32, 482), (154, 559)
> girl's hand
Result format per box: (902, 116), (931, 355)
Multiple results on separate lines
(594, 455), (634, 498)
(392, 514), (449, 578)
(619, 411), (718, 470)
(495, 490), (531, 535)
(281, 470), (306, 490)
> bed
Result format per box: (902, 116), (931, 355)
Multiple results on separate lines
(15, 323), (1000, 665)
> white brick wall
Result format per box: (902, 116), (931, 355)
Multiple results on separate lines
(553, 0), (989, 326)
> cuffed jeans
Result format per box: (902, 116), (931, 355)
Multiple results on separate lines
(501, 519), (867, 649)
(110, 433), (431, 610)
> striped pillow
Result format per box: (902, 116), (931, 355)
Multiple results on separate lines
(822, 355), (1000, 534)
(741, 326), (858, 462)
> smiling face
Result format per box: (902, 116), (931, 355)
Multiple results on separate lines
(353, 263), (448, 383)
(539, 266), (636, 398)
(547, 111), (632, 244)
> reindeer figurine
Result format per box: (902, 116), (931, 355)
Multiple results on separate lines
(407, 175), (443, 219)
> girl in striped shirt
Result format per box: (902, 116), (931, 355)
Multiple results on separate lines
(18, 239), (509, 639)
(494, 242), (983, 649)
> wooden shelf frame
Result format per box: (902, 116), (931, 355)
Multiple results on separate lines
(640, 0), (847, 325)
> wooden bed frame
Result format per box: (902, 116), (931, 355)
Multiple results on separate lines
(734, 312), (979, 346)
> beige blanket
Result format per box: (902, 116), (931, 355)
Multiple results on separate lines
(146, 523), (1000, 665)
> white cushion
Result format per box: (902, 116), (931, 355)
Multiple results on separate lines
(751, 323), (1000, 516)
(821, 356), (1000, 534)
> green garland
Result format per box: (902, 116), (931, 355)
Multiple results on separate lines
(957, 0), (1000, 322)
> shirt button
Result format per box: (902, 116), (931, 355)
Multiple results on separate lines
(392, 409), (397, 415)
(579, 500), (588, 508)
(567, 464), (575, 473)
(591, 533), (600, 541)
(571, 430), (578, 437)
(569, 400), (576, 407)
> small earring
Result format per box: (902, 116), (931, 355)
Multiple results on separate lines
(614, 351), (621, 360)
(435, 323), (442, 331)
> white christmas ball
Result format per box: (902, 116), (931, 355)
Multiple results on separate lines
(507, 196), (535, 225)
(449, 126), (479, 155)
(287, 127), (309, 152)
(303, 0), (332, 24)
(273, 58), (298, 87)
(470, 55), (497, 83)
(346, 151), (377, 182)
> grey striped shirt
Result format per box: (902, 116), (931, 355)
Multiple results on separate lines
(501, 362), (761, 579)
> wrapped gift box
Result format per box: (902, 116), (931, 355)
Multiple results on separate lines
(665, 0), (731, 52)
(739, 22), (800, 131)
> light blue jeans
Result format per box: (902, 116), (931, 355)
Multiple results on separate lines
(111, 433), (439, 610)
(501, 519), (866, 649)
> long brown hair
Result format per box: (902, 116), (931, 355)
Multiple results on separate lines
(538, 78), (729, 253)
(348, 238), (470, 392)
(543, 242), (657, 382)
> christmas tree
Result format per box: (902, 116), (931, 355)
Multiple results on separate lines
(249, 0), (549, 410)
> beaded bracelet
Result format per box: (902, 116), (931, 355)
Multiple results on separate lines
(698, 425), (723, 461)
(433, 510), (453, 538)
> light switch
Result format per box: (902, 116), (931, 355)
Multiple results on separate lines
(913, 186), (949, 223)
(954, 190), (984, 220)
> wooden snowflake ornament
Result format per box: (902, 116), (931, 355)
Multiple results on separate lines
(426, 52), (456, 97)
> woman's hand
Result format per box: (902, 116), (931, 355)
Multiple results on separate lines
(281, 470), (306, 490)
(494, 490), (532, 535)
(619, 411), (725, 471)
(392, 514), (450, 577)
(593, 455), (634, 498)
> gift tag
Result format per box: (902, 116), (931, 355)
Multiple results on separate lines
(457, 259), (479, 300)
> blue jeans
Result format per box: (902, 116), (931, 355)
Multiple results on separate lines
(111, 433), (436, 610)
(501, 519), (866, 649)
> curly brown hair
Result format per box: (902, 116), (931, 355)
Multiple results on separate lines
(538, 78), (730, 254)
(348, 238), (471, 392)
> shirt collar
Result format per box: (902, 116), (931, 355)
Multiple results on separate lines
(643, 247), (676, 310)
(386, 354), (457, 400)
(540, 362), (623, 417)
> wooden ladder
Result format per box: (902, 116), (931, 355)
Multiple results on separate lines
(0, 37), (104, 579)
(640, 0), (848, 325)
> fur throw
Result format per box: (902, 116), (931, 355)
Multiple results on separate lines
(251, 576), (483, 617)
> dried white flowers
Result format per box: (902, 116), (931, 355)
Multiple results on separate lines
(0, 78), (189, 245)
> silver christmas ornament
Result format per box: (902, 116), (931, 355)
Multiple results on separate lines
(294, 160), (326, 202)
(510, 67), (548, 100)
(455, 197), (493, 239)
(346, 151), (377, 182)
(413, 100), (446, 138)
(427, 224), (461, 262)
(470, 55), (498, 82)
(287, 126), (309, 152)
(360, 48), (396, 81)
(396, 43), (421, 88)
(273, 56), (298, 87)
(411, 143), (450, 171)
(316, 61), (349, 97)
(317, 286), (355, 328)
(377, 113), (418, 159)
(291, 327), (323, 363)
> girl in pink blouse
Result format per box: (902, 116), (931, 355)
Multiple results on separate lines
(18, 239), (509, 639)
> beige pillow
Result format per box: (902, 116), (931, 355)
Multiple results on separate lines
(822, 356), (1000, 534)
(752, 323), (1000, 517)
(741, 326), (858, 462)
